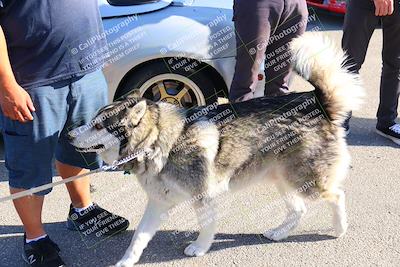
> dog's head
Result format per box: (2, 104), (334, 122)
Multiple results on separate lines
(68, 96), (156, 165)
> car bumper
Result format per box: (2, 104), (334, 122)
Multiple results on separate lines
(307, 0), (347, 14)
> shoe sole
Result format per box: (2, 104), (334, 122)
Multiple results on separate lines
(21, 253), (67, 267)
(22, 253), (66, 267)
(376, 129), (400, 145)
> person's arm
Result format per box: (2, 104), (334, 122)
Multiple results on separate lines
(0, 25), (35, 123)
(373, 0), (394, 16)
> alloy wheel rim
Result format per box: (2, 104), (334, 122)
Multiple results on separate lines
(138, 74), (206, 107)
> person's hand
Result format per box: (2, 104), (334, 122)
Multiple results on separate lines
(0, 81), (35, 123)
(373, 0), (394, 16)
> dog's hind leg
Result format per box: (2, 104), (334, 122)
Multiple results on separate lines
(116, 200), (170, 267)
(184, 200), (217, 257)
(263, 181), (307, 241)
(322, 189), (348, 238)
(321, 149), (349, 238)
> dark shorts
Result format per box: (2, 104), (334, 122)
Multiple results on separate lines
(1, 70), (108, 195)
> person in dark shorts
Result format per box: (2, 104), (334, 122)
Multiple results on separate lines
(229, 0), (308, 102)
(342, 0), (400, 145)
(0, 0), (129, 266)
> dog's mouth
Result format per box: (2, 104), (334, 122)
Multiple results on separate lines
(75, 144), (105, 153)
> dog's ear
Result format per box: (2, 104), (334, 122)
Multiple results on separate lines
(127, 100), (147, 126)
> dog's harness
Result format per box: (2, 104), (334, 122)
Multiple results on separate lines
(0, 148), (153, 203)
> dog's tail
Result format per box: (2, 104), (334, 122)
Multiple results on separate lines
(290, 32), (364, 124)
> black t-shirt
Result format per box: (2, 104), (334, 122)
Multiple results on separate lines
(0, 0), (109, 88)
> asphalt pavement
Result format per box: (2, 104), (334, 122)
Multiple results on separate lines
(1, 11), (399, 267)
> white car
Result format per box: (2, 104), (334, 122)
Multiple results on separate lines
(99, 0), (264, 107)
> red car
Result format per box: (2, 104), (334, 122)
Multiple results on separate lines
(306, 0), (347, 14)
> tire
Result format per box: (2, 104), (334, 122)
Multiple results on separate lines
(116, 60), (218, 108)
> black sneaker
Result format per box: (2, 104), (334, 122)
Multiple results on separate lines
(23, 234), (65, 267)
(376, 123), (400, 145)
(66, 203), (129, 238)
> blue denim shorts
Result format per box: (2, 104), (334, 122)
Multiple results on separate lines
(1, 70), (108, 195)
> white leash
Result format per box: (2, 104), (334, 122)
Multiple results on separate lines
(0, 149), (151, 203)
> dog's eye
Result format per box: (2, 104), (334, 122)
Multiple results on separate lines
(94, 123), (103, 130)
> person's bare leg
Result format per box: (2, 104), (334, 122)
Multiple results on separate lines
(10, 188), (46, 239)
(55, 160), (92, 208)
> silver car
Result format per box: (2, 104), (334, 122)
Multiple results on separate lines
(100, 0), (264, 107)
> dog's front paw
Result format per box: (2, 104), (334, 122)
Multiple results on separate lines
(115, 256), (139, 267)
(263, 228), (289, 241)
(333, 217), (348, 238)
(184, 243), (209, 257)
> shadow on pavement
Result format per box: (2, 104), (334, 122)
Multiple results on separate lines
(0, 222), (336, 267)
(347, 117), (399, 148)
(137, 231), (335, 265)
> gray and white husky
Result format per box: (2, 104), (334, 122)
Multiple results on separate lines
(69, 33), (363, 267)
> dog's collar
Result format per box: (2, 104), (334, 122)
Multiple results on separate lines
(121, 148), (154, 175)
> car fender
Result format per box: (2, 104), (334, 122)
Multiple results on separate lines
(102, 4), (235, 100)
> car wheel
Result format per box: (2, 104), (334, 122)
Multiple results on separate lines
(116, 61), (218, 108)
